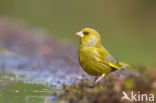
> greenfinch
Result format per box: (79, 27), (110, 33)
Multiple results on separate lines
(75, 28), (134, 83)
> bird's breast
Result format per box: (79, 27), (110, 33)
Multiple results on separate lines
(78, 46), (111, 76)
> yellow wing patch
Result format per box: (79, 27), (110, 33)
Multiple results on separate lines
(108, 62), (121, 70)
(96, 57), (121, 70)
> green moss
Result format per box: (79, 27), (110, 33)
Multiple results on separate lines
(124, 79), (134, 89)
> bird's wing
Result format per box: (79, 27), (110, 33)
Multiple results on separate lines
(96, 57), (121, 70)
(95, 47), (121, 70)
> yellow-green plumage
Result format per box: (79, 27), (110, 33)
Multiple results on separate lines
(78, 46), (110, 76)
(76, 28), (133, 80)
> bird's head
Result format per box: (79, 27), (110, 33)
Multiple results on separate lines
(75, 28), (101, 46)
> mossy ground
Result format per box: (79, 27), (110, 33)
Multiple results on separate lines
(58, 66), (156, 103)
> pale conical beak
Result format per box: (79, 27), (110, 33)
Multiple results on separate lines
(75, 31), (84, 38)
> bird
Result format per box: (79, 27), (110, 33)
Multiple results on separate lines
(75, 28), (134, 83)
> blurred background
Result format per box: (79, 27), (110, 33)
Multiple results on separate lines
(0, 0), (156, 68)
(0, 1), (156, 103)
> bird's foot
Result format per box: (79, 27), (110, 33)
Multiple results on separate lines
(94, 74), (105, 84)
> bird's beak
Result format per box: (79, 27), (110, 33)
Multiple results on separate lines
(75, 31), (84, 38)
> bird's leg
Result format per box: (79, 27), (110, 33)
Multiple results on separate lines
(94, 74), (105, 83)
(94, 76), (98, 81)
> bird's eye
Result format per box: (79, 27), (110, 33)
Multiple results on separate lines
(83, 31), (89, 35)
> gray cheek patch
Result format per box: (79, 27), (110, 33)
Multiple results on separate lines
(89, 35), (96, 43)
(82, 34), (98, 46)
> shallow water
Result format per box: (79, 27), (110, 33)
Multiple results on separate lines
(0, 54), (82, 103)
(0, 75), (55, 103)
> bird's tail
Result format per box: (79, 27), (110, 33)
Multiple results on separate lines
(118, 61), (135, 69)
(118, 61), (138, 76)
